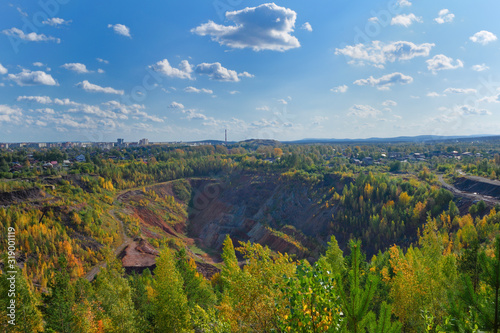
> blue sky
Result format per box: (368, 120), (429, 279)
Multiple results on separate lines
(1, 0), (500, 142)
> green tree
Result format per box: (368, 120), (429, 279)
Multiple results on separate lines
(94, 263), (138, 333)
(153, 248), (191, 332)
(0, 263), (43, 332)
(337, 240), (378, 333)
(42, 257), (75, 333)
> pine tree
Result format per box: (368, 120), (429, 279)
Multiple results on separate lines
(42, 256), (75, 333)
(337, 240), (378, 333)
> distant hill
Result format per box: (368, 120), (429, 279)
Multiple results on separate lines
(286, 134), (500, 144)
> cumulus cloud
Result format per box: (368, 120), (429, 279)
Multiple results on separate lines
(353, 72), (413, 90)
(238, 71), (255, 78)
(169, 102), (185, 109)
(382, 100), (397, 107)
(42, 17), (71, 26)
(54, 98), (80, 106)
(444, 88), (477, 94)
(108, 24), (131, 37)
(426, 54), (463, 73)
(2, 27), (60, 43)
(195, 62), (241, 82)
(17, 95), (53, 104)
(184, 86), (213, 94)
(76, 80), (124, 95)
(191, 3), (300, 51)
(8, 70), (57, 86)
(427, 92), (441, 97)
(150, 59), (193, 80)
(0, 63), (7, 75)
(472, 64), (489, 72)
(32, 62), (44, 67)
(301, 22), (313, 32)
(397, 0), (411, 7)
(229, 91), (240, 95)
(183, 109), (208, 120)
(456, 105), (491, 116)
(61, 63), (91, 74)
(34, 108), (55, 114)
(278, 99), (288, 105)
(391, 14), (422, 27)
(434, 9), (454, 24)
(97, 58), (109, 64)
(348, 105), (382, 118)
(335, 41), (434, 67)
(0, 105), (23, 123)
(331, 85), (348, 93)
(470, 30), (497, 45)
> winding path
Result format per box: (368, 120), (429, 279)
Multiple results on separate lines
(437, 174), (500, 205)
(84, 209), (133, 281)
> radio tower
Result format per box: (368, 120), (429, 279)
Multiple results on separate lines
(225, 129), (227, 145)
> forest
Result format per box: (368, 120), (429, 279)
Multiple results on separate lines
(0, 138), (499, 332)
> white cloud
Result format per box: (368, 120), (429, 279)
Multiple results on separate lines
(397, 0), (412, 7)
(382, 100), (397, 107)
(443, 88), (477, 95)
(76, 80), (124, 95)
(61, 63), (91, 74)
(183, 109), (208, 120)
(32, 62), (44, 67)
(311, 116), (328, 125)
(278, 99), (288, 105)
(471, 64), (489, 72)
(97, 58), (109, 64)
(150, 59), (193, 80)
(427, 92), (441, 97)
(0, 105), (23, 123)
(348, 105), (382, 118)
(17, 96), (53, 104)
(238, 71), (255, 78)
(169, 102), (185, 109)
(256, 106), (270, 111)
(34, 108), (55, 114)
(335, 41), (434, 67)
(2, 27), (60, 43)
(184, 86), (213, 94)
(301, 22), (313, 32)
(229, 90), (240, 95)
(54, 98), (80, 106)
(368, 17), (379, 23)
(108, 24), (131, 38)
(391, 14), (422, 27)
(97, 68), (105, 74)
(35, 120), (47, 126)
(331, 85), (348, 93)
(353, 72), (413, 90)
(470, 30), (497, 45)
(426, 54), (463, 73)
(195, 62), (240, 82)
(191, 3), (300, 52)
(456, 105), (491, 116)
(42, 17), (71, 26)
(0, 63), (7, 75)
(434, 9), (454, 24)
(8, 70), (57, 86)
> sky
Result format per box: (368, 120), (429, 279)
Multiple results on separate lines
(1, 0), (500, 143)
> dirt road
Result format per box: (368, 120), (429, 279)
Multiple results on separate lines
(437, 174), (500, 205)
(84, 210), (133, 281)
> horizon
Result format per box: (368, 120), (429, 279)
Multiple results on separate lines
(1, 1), (500, 142)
